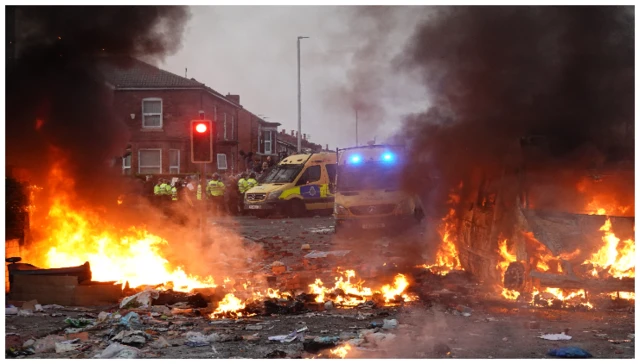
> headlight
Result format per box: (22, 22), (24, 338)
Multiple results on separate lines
(267, 191), (283, 200)
(334, 204), (348, 215)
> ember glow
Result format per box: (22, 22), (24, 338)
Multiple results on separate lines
(24, 162), (217, 292)
(583, 217), (635, 279)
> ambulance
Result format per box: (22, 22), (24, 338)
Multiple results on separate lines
(244, 152), (337, 217)
(333, 144), (424, 232)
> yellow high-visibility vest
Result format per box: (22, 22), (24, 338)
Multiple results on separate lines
(238, 178), (248, 194)
(207, 180), (225, 197)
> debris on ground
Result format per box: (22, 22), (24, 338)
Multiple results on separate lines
(120, 289), (160, 309)
(54, 339), (82, 353)
(96, 342), (142, 359)
(539, 333), (572, 341)
(382, 319), (398, 330)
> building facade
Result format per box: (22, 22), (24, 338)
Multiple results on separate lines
(99, 57), (277, 177)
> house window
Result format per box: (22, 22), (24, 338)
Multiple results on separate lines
(139, 149), (162, 174)
(264, 131), (272, 154)
(217, 153), (228, 170)
(122, 154), (131, 175)
(142, 98), (162, 128)
(169, 149), (180, 174)
(223, 113), (228, 140)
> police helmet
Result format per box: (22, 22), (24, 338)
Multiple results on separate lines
(249, 172), (256, 179)
(212, 173), (220, 179)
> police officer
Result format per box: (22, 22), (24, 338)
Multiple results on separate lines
(237, 173), (248, 194)
(207, 173), (226, 215)
(246, 172), (258, 190)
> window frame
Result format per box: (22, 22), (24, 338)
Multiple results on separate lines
(122, 154), (132, 175)
(296, 165), (321, 186)
(264, 130), (272, 154)
(169, 149), (180, 174)
(138, 148), (162, 174)
(217, 153), (228, 170)
(141, 98), (163, 129)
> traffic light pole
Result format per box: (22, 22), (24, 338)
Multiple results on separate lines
(200, 163), (205, 245)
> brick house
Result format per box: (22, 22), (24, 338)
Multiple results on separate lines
(98, 56), (278, 176)
(275, 129), (323, 159)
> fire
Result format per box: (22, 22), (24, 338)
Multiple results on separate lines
(380, 274), (414, 302)
(330, 343), (352, 359)
(496, 239), (520, 300)
(583, 218), (635, 279)
(423, 184), (464, 275)
(533, 287), (593, 309)
(211, 293), (245, 318)
(523, 232), (564, 274)
(308, 270), (414, 306)
(609, 291), (635, 300)
(24, 161), (217, 292)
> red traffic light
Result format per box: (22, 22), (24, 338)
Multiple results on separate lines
(195, 123), (207, 133)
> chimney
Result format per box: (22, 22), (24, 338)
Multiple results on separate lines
(291, 130), (295, 136)
(281, 129), (286, 134)
(225, 94), (240, 104)
(326, 144), (329, 151)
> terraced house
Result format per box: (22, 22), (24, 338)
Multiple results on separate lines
(98, 56), (280, 176)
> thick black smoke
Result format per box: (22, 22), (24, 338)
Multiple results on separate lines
(394, 6), (634, 216)
(5, 6), (190, 209)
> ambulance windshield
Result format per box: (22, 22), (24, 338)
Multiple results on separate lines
(261, 164), (304, 184)
(337, 163), (402, 191)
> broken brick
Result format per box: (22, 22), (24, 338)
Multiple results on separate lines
(66, 332), (89, 342)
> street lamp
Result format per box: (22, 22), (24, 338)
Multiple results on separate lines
(297, 36), (309, 153)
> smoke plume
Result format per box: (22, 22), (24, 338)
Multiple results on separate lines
(5, 6), (190, 208)
(394, 6), (634, 216)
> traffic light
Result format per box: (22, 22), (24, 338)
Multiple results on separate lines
(190, 120), (213, 163)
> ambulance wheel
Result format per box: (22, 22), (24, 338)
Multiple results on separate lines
(289, 199), (306, 217)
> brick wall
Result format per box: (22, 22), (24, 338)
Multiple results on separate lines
(113, 89), (242, 175)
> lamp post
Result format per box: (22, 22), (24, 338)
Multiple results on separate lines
(297, 36), (309, 153)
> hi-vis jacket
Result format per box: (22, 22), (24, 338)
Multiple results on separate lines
(246, 178), (258, 190)
(238, 178), (248, 194)
(207, 180), (225, 197)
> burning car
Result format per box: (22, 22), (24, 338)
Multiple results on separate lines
(456, 136), (634, 307)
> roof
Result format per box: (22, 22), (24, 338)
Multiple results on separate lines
(277, 132), (322, 151)
(97, 56), (204, 89)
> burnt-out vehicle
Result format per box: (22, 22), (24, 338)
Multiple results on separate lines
(455, 136), (635, 300)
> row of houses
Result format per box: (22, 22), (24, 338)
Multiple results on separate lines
(98, 56), (325, 176)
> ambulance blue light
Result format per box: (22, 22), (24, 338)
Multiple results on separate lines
(350, 155), (362, 164)
(382, 152), (394, 162)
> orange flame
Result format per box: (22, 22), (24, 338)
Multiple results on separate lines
(308, 270), (415, 306)
(583, 218), (635, 279)
(423, 184), (464, 274)
(24, 161), (217, 292)
(211, 293), (246, 318)
(496, 239), (520, 300)
(330, 343), (352, 359)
